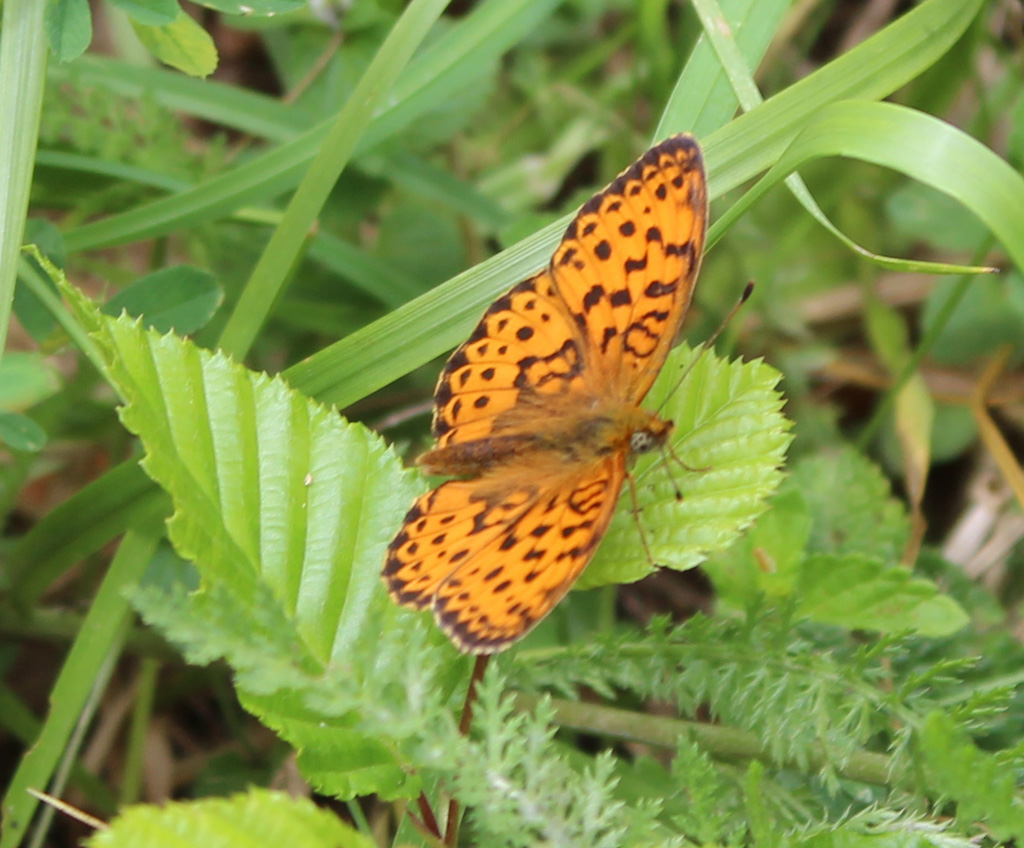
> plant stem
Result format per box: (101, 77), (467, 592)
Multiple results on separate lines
(445, 655), (489, 846)
(513, 693), (896, 787)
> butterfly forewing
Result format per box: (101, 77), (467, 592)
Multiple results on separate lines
(549, 135), (707, 404)
(430, 271), (586, 450)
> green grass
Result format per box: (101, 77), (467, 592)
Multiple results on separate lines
(3, 1), (1024, 846)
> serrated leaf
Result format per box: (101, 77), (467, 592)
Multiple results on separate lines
(101, 266), (223, 334)
(82, 313), (421, 664)
(86, 787), (375, 848)
(581, 346), (792, 589)
(796, 553), (968, 637)
(786, 447), (910, 564)
(132, 10), (218, 78)
(108, 0), (179, 26)
(45, 0), (92, 62)
(58, 279), (463, 799)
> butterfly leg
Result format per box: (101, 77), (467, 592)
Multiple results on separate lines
(625, 469), (657, 567)
(664, 441), (711, 475)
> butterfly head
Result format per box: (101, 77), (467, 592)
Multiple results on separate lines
(625, 410), (673, 457)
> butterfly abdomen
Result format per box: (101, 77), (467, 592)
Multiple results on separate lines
(418, 433), (537, 476)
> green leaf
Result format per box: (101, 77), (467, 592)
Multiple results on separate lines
(580, 347), (792, 589)
(44, 0), (92, 62)
(786, 447), (910, 564)
(0, 351), (61, 411)
(79, 307), (420, 663)
(194, 0), (306, 14)
(86, 788), (376, 848)
(132, 11), (218, 78)
(58, 280), (466, 798)
(101, 266), (223, 334)
(108, 0), (179, 26)
(796, 553), (968, 637)
(919, 712), (1024, 841)
(0, 411), (47, 453)
(702, 488), (813, 605)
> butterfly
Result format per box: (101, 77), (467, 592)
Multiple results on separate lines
(383, 134), (708, 654)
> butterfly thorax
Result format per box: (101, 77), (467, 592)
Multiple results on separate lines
(419, 399), (672, 479)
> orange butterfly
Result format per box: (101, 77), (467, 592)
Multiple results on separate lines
(383, 134), (708, 654)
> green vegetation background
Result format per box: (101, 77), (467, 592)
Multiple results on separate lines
(2, 1), (1024, 846)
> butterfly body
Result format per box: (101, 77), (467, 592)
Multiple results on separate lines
(419, 388), (672, 477)
(384, 134), (707, 653)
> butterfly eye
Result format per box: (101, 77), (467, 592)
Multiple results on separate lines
(630, 430), (659, 454)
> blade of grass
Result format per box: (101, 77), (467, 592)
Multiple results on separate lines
(217, 0), (452, 358)
(61, 0), (562, 254)
(48, 54), (313, 143)
(0, 527), (162, 848)
(0, 687), (118, 816)
(702, 0), (983, 198)
(656, 0), (789, 141)
(708, 101), (1024, 273)
(693, 0), (989, 276)
(284, 0), (983, 409)
(8, 459), (169, 609)
(0, 0), (48, 358)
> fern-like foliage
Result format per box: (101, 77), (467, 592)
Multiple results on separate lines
(454, 673), (683, 848)
(511, 609), (1024, 841)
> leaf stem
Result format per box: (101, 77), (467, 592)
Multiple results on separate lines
(445, 655), (489, 846)
(513, 693), (896, 787)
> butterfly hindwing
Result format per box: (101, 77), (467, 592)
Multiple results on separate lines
(383, 456), (626, 653)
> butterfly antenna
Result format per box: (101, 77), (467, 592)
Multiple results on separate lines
(655, 281), (755, 417)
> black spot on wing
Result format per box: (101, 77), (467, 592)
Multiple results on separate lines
(583, 285), (605, 311)
(610, 289), (632, 307)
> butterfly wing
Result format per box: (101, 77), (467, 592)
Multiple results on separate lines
(430, 135), (707, 452)
(430, 269), (586, 450)
(384, 455), (626, 653)
(386, 135), (708, 653)
(549, 133), (707, 404)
